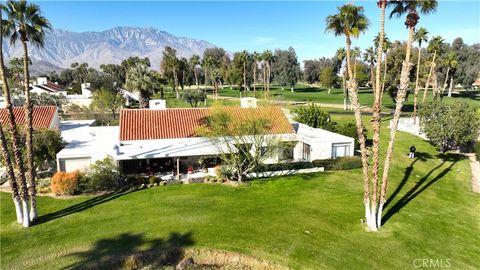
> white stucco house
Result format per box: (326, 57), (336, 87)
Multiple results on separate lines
(31, 77), (67, 96)
(56, 100), (354, 173)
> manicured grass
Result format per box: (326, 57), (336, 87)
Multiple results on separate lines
(1, 115), (479, 269)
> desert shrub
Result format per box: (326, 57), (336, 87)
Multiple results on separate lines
(215, 165), (234, 180)
(50, 171), (81, 195)
(312, 156), (362, 170)
(77, 157), (125, 193)
(149, 176), (158, 185)
(36, 177), (51, 188)
(294, 103), (336, 131)
(474, 141), (480, 161)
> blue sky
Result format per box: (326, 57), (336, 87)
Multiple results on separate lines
(36, 1), (480, 62)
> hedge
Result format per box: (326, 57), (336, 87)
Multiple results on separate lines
(312, 156), (362, 171)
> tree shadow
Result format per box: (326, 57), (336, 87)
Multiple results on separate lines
(382, 153), (464, 225)
(36, 188), (142, 225)
(62, 231), (195, 270)
(383, 152), (433, 209)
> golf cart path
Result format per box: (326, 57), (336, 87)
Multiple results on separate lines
(467, 153), (480, 193)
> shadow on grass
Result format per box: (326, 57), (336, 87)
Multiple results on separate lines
(36, 188), (142, 225)
(62, 231), (194, 270)
(382, 153), (464, 225)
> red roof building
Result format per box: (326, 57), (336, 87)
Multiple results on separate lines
(119, 107), (295, 141)
(0, 106), (60, 130)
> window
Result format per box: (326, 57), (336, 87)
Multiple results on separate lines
(280, 143), (294, 161)
(332, 144), (351, 158)
(303, 143), (311, 161)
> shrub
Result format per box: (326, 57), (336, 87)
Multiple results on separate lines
(36, 177), (51, 189)
(148, 176), (158, 185)
(50, 171), (81, 195)
(256, 162), (314, 172)
(294, 103), (336, 131)
(312, 156), (362, 171)
(77, 157), (125, 193)
(333, 122), (360, 149)
(215, 165), (234, 180)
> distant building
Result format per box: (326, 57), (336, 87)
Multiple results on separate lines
(472, 79), (480, 89)
(31, 77), (67, 96)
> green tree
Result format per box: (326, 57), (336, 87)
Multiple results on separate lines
(272, 47), (300, 92)
(293, 103), (336, 131)
(419, 101), (480, 152)
(319, 66), (337, 93)
(182, 89), (206, 107)
(100, 63), (126, 86)
(261, 50), (273, 98)
(3, 0), (52, 224)
(90, 89), (124, 124)
(423, 35), (444, 101)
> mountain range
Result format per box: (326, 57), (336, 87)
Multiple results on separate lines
(2, 26), (218, 74)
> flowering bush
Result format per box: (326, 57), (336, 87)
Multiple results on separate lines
(50, 171), (81, 195)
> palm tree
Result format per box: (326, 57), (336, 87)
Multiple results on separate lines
(379, 0), (438, 228)
(253, 51), (260, 97)
(412, 27), (428, 122)
(162, 47), (179, 98)
(0, 5), (28, 226)
(351, 46), (362, 80)
(335, 47), (348, 109)
(363, 47), (376, 89)
(442, 52), (458, 97)
(326, 3), (372, 229)
(125, 63), (156, 108)
(423, 35), (444, 102)
(370, 0), (388, 229)
(189, 54), (201, 90)
(3, 0), (52, 223)
(262, 50), (273, 99)
(373, 33), (392, 102)
(239, 50), (249, 91)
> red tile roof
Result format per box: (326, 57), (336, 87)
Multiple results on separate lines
(34, 82), (65, 92)
(0, 106), (57, 130)
(120, 107), (294, 141)
(473, 79), (480, 86)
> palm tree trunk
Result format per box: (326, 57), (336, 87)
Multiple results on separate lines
(267, 62), (271, 98)
(194, 69), (199, 90)
(243, 61), (247, 92)
(381, 52), (387, 105)
(345, 34), (372, 229)
(263, 64), (267, 99)
(22, 41), (35, 224)
(343, 72), (347, 110)
(370, 0), (386, 230)
(448, 76), (454, 97)
(443, 67), (450, 94)
(413, 44), (422, 124)
(253, 62), (257, 97)
(378, 26), (414, 228)
(173, 68), (179, 99)
(423, 51), (437, 103)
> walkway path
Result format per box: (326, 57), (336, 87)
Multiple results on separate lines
(467, 153), (480, 193)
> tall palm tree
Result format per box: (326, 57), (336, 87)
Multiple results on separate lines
(442, 52), (458, 97)
(262, 50), (273, 99)
(412, 27), (428, 122)
(125, 63), (156, 108)
(326, 3), (372, 229)
(189, 54), (201, 90)
(252, 51), (260, 97)
(363, 47), (376, 89)
(335, 47), (348, 109)
(370, 0), (388, 229)
(373, 33), (392, 102)
(3, 0), (52, 222)
(423, 35), (444, 102)
(379, 0), (438, 228)
(239, 50), (249, 91)
(351, 46), (362, 79)
(0, 5), (28, 226)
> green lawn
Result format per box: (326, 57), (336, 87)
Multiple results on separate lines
(1, 114), (479, 269)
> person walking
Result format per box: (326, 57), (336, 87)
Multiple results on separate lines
(409, 145), (416, 159)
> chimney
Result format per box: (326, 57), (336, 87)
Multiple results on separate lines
(240, 97), (257, 108)
(149, 99), (166, 110)
(37, 77), (47, 85)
